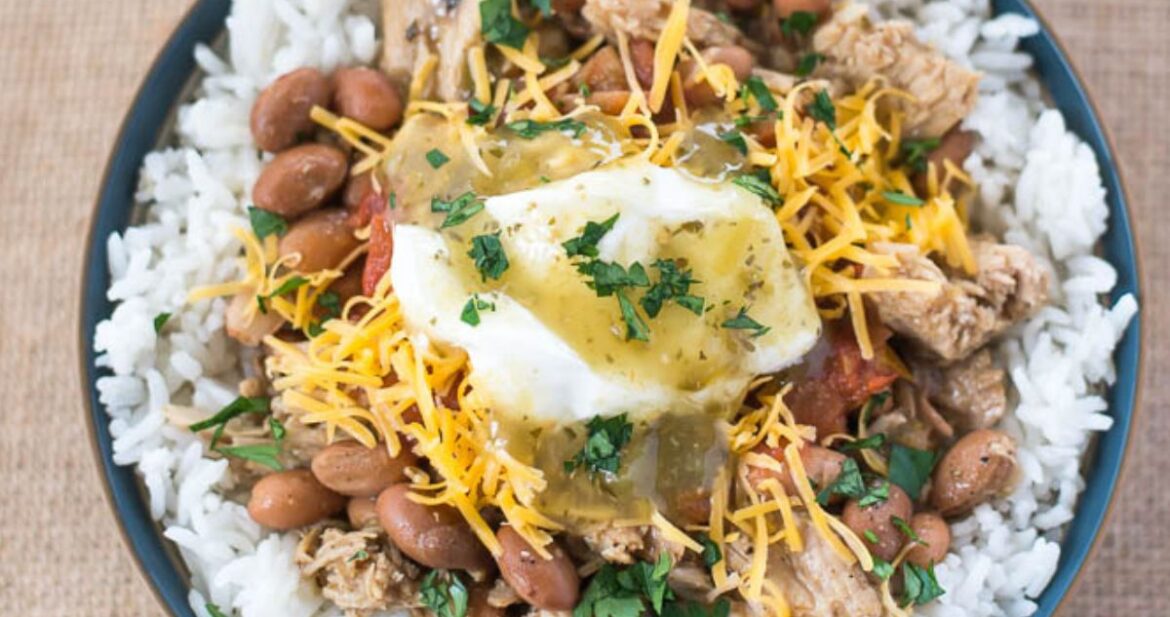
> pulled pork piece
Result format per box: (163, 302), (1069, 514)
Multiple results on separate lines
(581, 524), (685, 566)
(869, 380), (953, 451)
(928, 349), (1008, 432)
(581, 0), (759, 53)
(725, 516), (883, 617)
(864, 240), (1049, 362)
(381, 0), (480, 101)
(296, 526), (421, 615)
(812, 4), (979, 138)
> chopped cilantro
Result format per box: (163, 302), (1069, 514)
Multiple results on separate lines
(741, 76), (778, 112)
(781, 11), (818, 36)
(530, 0), (552, 17)
(389, 191), (398, 210)
(641, 259), (704, 318)
(248, 206), (288, 239)
(715, 10), (732, 23)
(888, 444), (937, 501)
(698, 534), (722, 568)
(882, 190), (925, 206)
(466, 97), (496, 125)
(431, 192), (485, 228)
(307, 290), (342, 336)
(871, 557), (895, 581)
(205, 603), (230, 617)
(468, 232), (509, 281)
(864, 529), (879, 544)
(892, 516), (924, 544)
(900, 137), (941, 173)
(215, 442), (283, 470)
(563, 213), (619, 258)
(858, 480), (890, 508)
(573, 554), (672, 617)
(817, 457), (866, 505)
(189, 396), (270, 448)
(564, 413), (634, 477)
(268, 416), (286, 441)
(479, 0), (529, 49)
(734, 113), (771, 128)
(153, 312), (172, 334)
(662, 600), (731, 617)
(256, 276), (309, 314)
(721, 306), (771, 338)
(796, 52), (825, 77)
(900, 562), (945, 607)
(347, 549), (370, 563)
(732, 172), (781, 207)
(506, 118), (587, 139)
(617, 290), (651, 341)
(806, 89), (837, 129)
(579, 82), (592, 97)
(460, 294), (496, 326)
(839, 433), (887, 452)
(576, 260), (650, 297)
(426, 148), (450, 169)
(718, 129), (748, 155)
(420, 570), (469, 617)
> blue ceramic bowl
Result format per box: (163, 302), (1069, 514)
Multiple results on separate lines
(79, 1), (1143, 615)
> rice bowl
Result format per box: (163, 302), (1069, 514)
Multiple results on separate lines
(82, 1), (1141, 616)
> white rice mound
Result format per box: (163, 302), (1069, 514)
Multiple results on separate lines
(91, 1), (1138, 616)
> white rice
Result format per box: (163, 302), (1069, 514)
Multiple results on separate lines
(91, 1), (1138, 616)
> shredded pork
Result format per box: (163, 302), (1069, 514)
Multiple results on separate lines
(928, 349), (1009, 432)
(812, 4), (980, 138)
(581, 0), (760, 53)
(380, 0), (481, 101)
(296, 526), (421, 616)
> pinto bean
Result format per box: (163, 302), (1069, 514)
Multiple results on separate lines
(930, 429), (1018, 517)
(630, 39), (656, 89)
(683, 46), (755, 108)
(585, 91), (632, 116)
(495, 526), (580, 611)
(747, 443), (846, 498)
(310, 440), (419, 497)
(247, 469), (346, 530)
(376, 483), (493, 572)
(574, 46), (627, 93)
(913, 128), (978, 195)
(841, 482), (912, 562)
(251, 68), (332, 152)
(551, 0), (585, 13)
(332, 67), (403, 131)
(278, 209), (362, 273)
(347, 497), (380, 529)
(905, 512), (951, 567)
(252, 143), (348, 218)
(726, 0), (762, 10)
(468, 585), (506, 617)
(773, 0), (832, 20)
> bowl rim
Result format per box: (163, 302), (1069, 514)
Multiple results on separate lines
(77, 1), (1146, 615)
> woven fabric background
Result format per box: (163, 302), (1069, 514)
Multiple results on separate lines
(0, 0), (1164, 615)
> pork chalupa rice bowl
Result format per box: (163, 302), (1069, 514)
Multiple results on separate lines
(91, 0), (1138, 616)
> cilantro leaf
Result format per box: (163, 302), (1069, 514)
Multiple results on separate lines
(721, 306), (771, 338)
(420, 570), (470, 617)
(892, 516), (924, 545)
(900, 137), (941, 173)
(871, 557), (895, 581)
(734, 113), (771, 128)
(807, 89), (837, 130)
(742, 76), (778, 112)
(718, 129), (748, 155)
(248, 206), (288, 239)
(347, 549), (369, 563)
(817, 457), (866, 505)
(574, 554), (674, 617)
(698, 534), (722, 568)
(479, 0), (529, 49)
(857, 480), (890, 508)
(577, 260), (650, 297)
(153, 312), (172, 334)
(839, 433), (887, 452)
(189, 396), (270, 448)
(215, 443), (283, 470)
(426, 148), (450, 169)
(268, 416), (286, 441)
(888, 444), (937, 500)
(641, 259), (704, 318)
(256, 275), (309, 314)
(864, 529), (879, 544)
(732, 173), (781, 207)
(564, 413), (634, 477)
(467, 97), (496, 126)
(431, 192), (485, 228)
(530, 0), (552, 17)
(781, 11), (818, 36)
(205, 603), (230, 617)
(563, 214), (619, 259)
(468, 232), (510, 281)
(617, 290), (650, 342)
(796, 52), (825, 77)
(506, 118), (587, 139)
(460, 294), (496, 326)
(882, 191), (925, 206)
(662, 599), (731, 617)
(900, 562), (945, 607)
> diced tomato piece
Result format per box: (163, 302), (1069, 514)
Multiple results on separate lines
(362, 211), (394, 296)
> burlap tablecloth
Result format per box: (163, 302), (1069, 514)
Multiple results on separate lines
(0, 0), (1164, 614)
